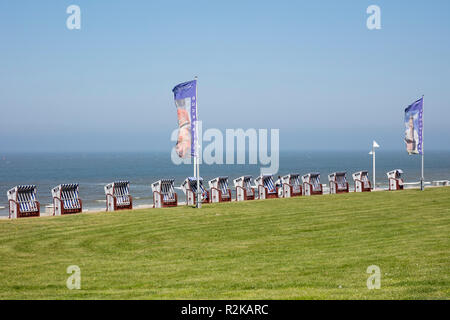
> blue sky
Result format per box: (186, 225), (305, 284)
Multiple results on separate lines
(0, 0), (449, 152)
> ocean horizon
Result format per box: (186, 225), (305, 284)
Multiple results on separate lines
(1, 150), (449, 216)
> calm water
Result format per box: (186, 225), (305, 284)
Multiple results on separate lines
(1, 151), (449, 216)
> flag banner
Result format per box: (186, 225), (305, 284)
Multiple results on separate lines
(404, 97), (423, 155)
(172, 80), (197, 158)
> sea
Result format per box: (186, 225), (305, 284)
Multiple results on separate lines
(1, 151), (449, 216)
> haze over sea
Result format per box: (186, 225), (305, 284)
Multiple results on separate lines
(1, 151), (449, 216)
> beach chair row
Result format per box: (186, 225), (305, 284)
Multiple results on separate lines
(6, 169), (406, 218)
(7, 184), (84, 219)
(6, 182), (129, 219)
(157, 169), (405, 208)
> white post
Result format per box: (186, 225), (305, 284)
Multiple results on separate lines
(370, 141), (379, 190)
(421, 95), (425, 191)
(193, 155), (197, 177)
(373, 146), (376, 190)
(421, 152), (424, 191)
(195, 76), (201, 208)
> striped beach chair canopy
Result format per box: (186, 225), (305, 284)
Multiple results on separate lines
(52, 183), (81, 209)
(328, 172), (347, 188)
(7, 185), (39, 213)
(208, 176), (230, 198)
(152, 179), (176, 203)
(352, 171), (370, 183)
(387, 169), (403, 179)
(233, 176), (254, 196)
(282, 173), (301, 193)
(302, 173), (321, 192)
(352, 171), (367, 180)
(187, 177), (206, 192)
(183, 177), (208, 200)
(257, 175), (277, 194)
(105, 181), (131, 205)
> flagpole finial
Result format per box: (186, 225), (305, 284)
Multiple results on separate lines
(373, 140), (380, 148)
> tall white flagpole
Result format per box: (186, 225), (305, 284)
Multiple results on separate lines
(195, 76), (201, 208)
(373, 145), (376, 190)
(370, 141), (379, 190)
(193, 153), (197, 177)
(421, 95), (425, 191)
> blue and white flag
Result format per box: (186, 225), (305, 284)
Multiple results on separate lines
(404, 97), (423, 155)
(172, 80), (197, 158)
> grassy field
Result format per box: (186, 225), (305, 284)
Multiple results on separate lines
(0, 187), (449, 300)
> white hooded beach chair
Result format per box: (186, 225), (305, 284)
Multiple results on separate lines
(281, 173), (302, 198)
(152, 179), (178, 208)
(387, 169), (404, 191)
(328, 172), (349, 194)
(208, 176), (232, 203)
(352, 171), (372, 192)
(104, 181), (133, 211)
(52, 183), (82, 215)
(181, 177), (210, 206)
(255, 174), (278, 200)
(233, 175), (256, 201)
(302, 173), (323, 196)
(7, 185), (40, 219)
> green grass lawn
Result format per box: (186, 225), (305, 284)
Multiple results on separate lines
(0, 187), (449, 300)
